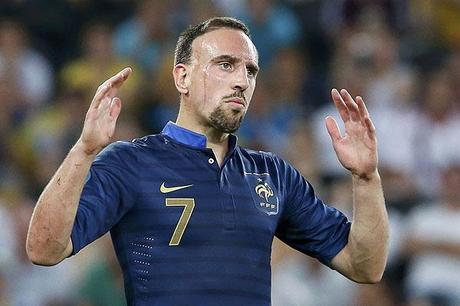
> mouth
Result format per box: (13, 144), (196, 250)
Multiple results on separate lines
(224, 98), (246, 108)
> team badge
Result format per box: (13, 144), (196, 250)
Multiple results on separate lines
(245, 174), (279, 215)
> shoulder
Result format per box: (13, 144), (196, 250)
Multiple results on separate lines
(95, 134), (164, 164)
(238, 147), (310, 187)
(239, 147), (278, 163)
(238, 147), (293, 175)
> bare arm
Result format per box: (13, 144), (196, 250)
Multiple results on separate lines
(331, 172), (387, 283)
(26, 68), (132, 265)
(326, 89), (389, 283)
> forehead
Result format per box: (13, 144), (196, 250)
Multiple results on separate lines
(191, 28), (258, 64)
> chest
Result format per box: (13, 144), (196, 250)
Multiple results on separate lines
(122, 148), (283, 249)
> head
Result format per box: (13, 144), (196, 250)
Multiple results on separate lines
(0, 19), (27, 57)
(81, 22), (113, 60)
(441, 162), (460, 206)
(173, 17), (259, 134)
(423, 68), (454, 120)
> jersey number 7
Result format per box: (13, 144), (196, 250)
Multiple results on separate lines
(165, 198), (195, 246)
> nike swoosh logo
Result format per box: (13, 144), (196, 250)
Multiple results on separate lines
(160, 182), (193, 193)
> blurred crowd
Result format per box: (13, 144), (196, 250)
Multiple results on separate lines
(1, 0), (460, 305)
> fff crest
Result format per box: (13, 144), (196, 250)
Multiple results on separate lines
(246, 175), (279, 215)
(256, 182), (273, 202)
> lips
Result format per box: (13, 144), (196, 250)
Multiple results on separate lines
(225, 98), (246, 107)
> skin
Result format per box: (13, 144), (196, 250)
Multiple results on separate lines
(326, 89), (388, 283)
(26, 68), (131, 264)
(26, 28), (388, 284)
(173, 29), (259, 165)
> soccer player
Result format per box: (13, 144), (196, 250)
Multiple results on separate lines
(26, 17), (388, 305)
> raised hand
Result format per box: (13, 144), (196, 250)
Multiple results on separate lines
(325, 89), (378, 179)
(78, 67), (132, 156)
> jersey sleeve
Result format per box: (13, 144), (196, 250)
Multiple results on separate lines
(274, 157), (351, 267)
(70, 141), (138, 255)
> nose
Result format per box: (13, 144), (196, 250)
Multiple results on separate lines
(232, 65), (250, 92)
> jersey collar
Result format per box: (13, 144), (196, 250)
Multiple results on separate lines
(161, 121), (238, 152)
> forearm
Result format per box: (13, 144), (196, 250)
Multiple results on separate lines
(26, 140), (96, 265)
(346, 171), (389, 282)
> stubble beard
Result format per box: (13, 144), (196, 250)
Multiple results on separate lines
(209, 104), (245, 133)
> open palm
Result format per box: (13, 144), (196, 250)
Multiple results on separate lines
(325, 89), (378, 179)
(79, 67), (132, 155)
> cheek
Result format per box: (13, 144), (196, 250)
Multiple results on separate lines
(201, 64), (227, 104)
(203, 64), (228, 83)
(246, 80), (257, 102)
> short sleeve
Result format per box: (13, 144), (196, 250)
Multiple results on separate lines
(70, 142), (138, 255)
(275, 158), (351, 266)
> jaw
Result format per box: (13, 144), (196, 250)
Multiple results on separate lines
(208, 103), (246, 134)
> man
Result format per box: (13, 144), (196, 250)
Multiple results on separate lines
(26, 17), (388, 305)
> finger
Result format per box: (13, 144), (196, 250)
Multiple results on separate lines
(365, 117), (376, 137)
(108, 67), (132, 89)
(98, 96), (113, 116)
(91, 67), (132, 109)
(357, 96), (376, 138)
(109, 97), (122, 120)
(340, 89), (360, 121)
(356, 96), (371, 120)
(106, 98), (122, 139)
(355, 96), (366, 121)
(331, 88), (350, 122)
(90, 83), (112, 109)
(325, 116), (342, 143)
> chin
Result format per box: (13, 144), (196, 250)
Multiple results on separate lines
(209, 104), (246, 133)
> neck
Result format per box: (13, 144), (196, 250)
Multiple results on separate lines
(176, 107), (230, 166)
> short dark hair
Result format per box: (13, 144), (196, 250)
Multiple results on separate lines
(174, 17), (251, 66)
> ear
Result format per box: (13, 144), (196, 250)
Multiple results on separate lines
(173, 64), (190, 95)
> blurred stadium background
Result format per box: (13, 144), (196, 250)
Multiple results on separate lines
(1, 0), (460, 305)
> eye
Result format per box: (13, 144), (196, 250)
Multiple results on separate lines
(247, 68), (257, 77)
(219, 62), (232, 71)
(246, 65), (259, 78)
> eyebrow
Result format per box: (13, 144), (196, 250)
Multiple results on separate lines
(211, 54), (260, 73)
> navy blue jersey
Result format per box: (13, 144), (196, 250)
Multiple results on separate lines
(71, 122), (351, 306)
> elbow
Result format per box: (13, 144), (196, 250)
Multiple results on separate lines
(351, 269), (384, 284)
(27, 251), (60, 266)
(25, 237), (64, 266)
(26, 246), (59, 267)
(355, 274), (383, 284)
